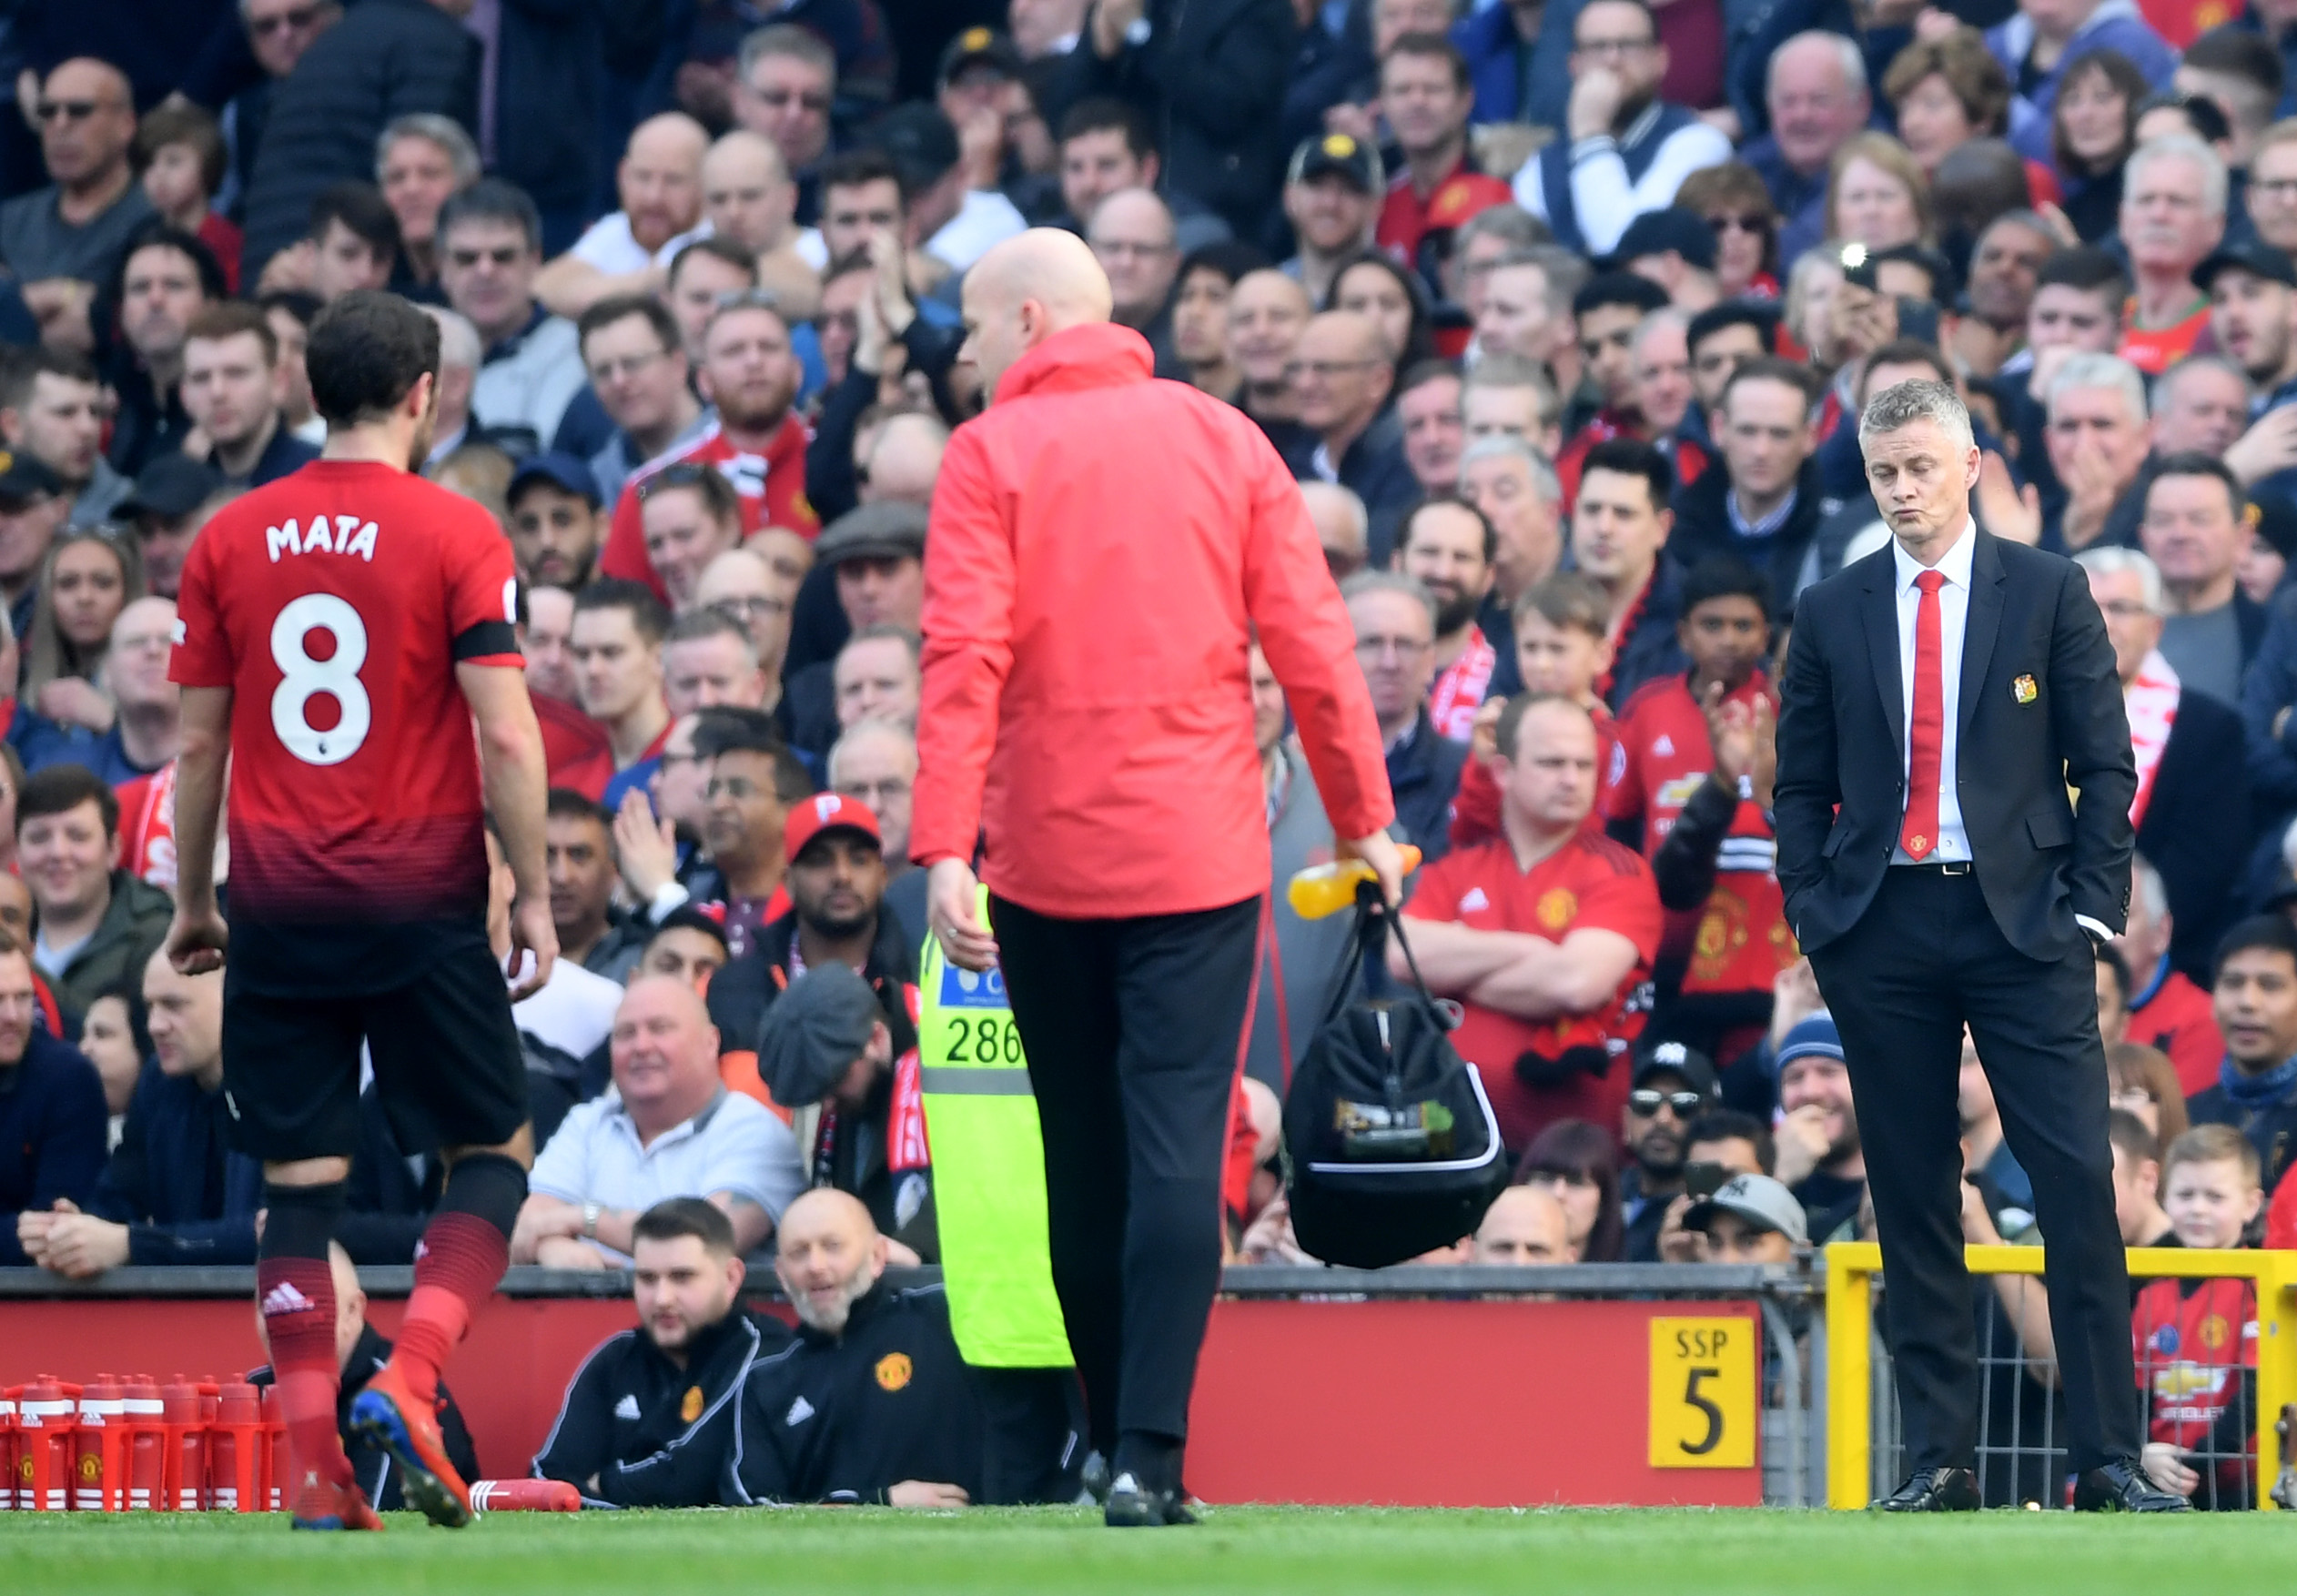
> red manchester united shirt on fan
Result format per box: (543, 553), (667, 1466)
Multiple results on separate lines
(1402, 831), (1660, 1150)
(596, 416), (818, 601)
(170, 460), (523, 990)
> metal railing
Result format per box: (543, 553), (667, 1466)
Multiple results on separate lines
(1826, 1243), (2297, 1510)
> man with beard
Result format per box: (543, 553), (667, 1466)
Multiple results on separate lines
(1398, 497), (1498, 742)
(723, 1188), (986, 1507)
(599, 298), (818, 602)
(532, 1197), (790, 1507)
(706, 795), (919, 1134)
(1618, 1041), (1718, 1260)
(507, 457), (605, 591)
(1770, 1013), (1867, 1244)
(1513, 0), (1732, 258)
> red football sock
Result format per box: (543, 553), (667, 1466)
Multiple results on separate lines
(258, 1257), (349, 1489)
(392, 1211), (508, 1401)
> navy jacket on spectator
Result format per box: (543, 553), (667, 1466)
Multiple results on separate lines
(88, 1061), (263, 1267)
(1738, 132), (1829, 273)
(0, 1030), (108, 1266)
(12, 712), (168, 786)
(2135, 688), (2251, 984)
(2186, 1076), (2297, 1197)
(238, 0), (480, 285)
(2242, 594), (2297, 822)
(1665, 458), (1834, 621)
(1605, 558), (1690, 713)
(1282, 411), (1418, 569)
(1384, 705), (1467, 864)
(1047, 0), (1300, 241)
(1455, 2), (1553, 127)
(1280, 2), (1374, 166)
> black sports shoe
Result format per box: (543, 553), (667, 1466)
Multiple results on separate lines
(1078, 1450), (1111, 1507)
(2072, 1459), (2192, 1512)
(1102, 1470), (1198, 1527)
(1873, 1467), (1981, 1512)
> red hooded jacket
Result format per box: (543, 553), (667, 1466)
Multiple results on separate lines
(913, 323), (1393, 918)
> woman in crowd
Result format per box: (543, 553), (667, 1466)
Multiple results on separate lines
(1325, 250), (1436, 379)
(78, 982), (150, 1152)
(2050, 50), (2147, 243)
(1884, 29), (2014, 178)
(1515, 1119), (1624, 1263)
(2107, 1042), (2190, 1144)
(21, 531), (142, 734)
(1823, 133), (1932, 251)
(1675, 162), (1779, 300)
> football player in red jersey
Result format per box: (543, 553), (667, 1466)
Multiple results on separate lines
(165, 291), (556, 1532)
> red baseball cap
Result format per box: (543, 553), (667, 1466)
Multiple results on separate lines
(783, 792), (882, 864)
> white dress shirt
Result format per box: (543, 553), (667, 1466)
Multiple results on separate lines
(1889, 520), (1975, 868)
(1887, 519), (2111, 941)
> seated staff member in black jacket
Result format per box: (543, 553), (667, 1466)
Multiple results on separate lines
(251, 1243), (481, 1514)
(532, 1198), (789, 1507)
(725, 1188), (985, 1508)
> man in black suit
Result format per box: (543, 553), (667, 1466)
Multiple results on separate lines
(1774, 379), (2186, 1513)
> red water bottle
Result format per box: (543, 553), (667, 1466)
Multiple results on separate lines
(18, 1378), (76, 1511)
(75, 1376), (125, 1511)
(468, 1479), (582, 1512)
(121, 1379), (165, 1511)
(1, 1387), (18, 1511)
(160, 1377), (208, 1511)
(209, 1383), (261, 1512)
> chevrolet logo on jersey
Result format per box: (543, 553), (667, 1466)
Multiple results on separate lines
(2150, 1361), (2229, 1400)
(936, 963), (1009, 1009)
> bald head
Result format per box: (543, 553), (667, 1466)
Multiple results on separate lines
(1295, 311), (1393, 436)
(622, 114), (710, 251)
(1086, 187), (1179, 328)
(961, 227), (1115, 400)
(774, 1187), (886, 1333)
(703, 130), (794, 254)
(1300, 481), (1370, 576)
(1471, 1186), (1572, 1265)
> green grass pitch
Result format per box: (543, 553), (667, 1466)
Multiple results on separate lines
(0, 1507), (2289, 1594)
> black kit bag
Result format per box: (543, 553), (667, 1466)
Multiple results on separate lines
(1282, 886), (1508, 1268)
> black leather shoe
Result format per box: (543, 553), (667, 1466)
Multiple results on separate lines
(1872, 1467), (1981, 1511)
(1077, 1450), (1111, 1507)
(1103, 1470), (1198, 1527)
(2072, 1459), (2192, 1512)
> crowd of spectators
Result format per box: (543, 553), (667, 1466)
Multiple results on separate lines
(0, 0), (2295, 1506)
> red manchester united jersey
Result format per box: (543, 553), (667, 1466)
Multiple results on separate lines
(596, 417), (817, 601)
(2134, 1273), (2259, 1503)
(170, 460), (521, 987)
(1404, 830), (1660, 1151)
(1609, 672), (1796, 997)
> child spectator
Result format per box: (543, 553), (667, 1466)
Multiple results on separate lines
(2133, 1125), (2265, 1510)
(133, 105), (239, 294)
(1452, 573), (1621, 850)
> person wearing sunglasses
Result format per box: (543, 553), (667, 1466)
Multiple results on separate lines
(1617, 1040), (1718, 1260)
(1, 57), (150, 327)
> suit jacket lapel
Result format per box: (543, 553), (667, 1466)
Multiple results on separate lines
(1958, 530), (2005, 742)
(1861, 553), (1905, 753)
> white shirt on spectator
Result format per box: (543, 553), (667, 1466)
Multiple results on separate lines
(569, 211), (713, 275)
(925, 188), (1027, 272)
(529, 1085), (805, 1235)
(512, 955), (622, 1062)
(1512, 105), (1733, 256)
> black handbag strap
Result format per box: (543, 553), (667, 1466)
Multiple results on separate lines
(1316, 878), (1444, 1032)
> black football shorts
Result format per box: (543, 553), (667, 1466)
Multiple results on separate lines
(220, 936), (529, 1162)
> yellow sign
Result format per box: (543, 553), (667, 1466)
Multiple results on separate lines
(1648, 1316), (1756, 1470)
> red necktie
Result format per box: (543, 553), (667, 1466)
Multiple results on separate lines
(1901, 569), (1945, 860)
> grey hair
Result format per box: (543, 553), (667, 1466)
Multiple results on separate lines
(2048, 352), (2149, 426)
(1341, 569), (1440, 634)
(2150, 354), (2251, 414)
(1633, 307), (1690, 358)
(1456, 205), (1549, 257)
(1523, 245), (1590, 318)
(2126, 134), (2228, 217)
(1857, 378), (1973, 455)
(420, 306), (481, 372)
(1767, 30), (1867, 102)
(1297, 481), (1370, 551)
(2072, 545), (2164, 614)
(2130, 854), (2170, 918)
(1459, 433), (1563, 504)
(826, 716), (916, 787)
(377, 113), (480, 186)
(739, 23), (836, 83)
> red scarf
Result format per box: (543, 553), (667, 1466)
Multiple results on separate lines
(1427, 626), (1496, 741)
(2125, 650), (2180, 830)
(118, 761), (179, 888)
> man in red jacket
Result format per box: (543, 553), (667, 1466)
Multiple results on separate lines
(913, 229), (1398, 1529)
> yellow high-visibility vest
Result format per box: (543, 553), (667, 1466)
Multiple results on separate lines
(917, 893), (1071, 1367)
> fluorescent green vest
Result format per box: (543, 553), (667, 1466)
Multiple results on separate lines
(917, 895), (1071, 1368)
